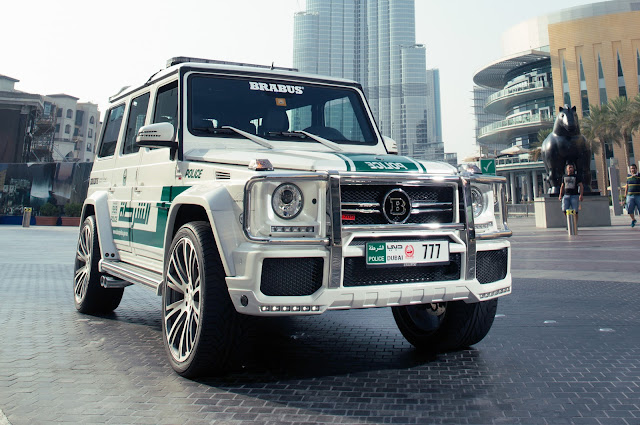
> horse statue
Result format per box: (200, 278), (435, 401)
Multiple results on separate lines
(540, 105), (593, 195)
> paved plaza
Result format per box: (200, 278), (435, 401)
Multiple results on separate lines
(0, 216), (639, 425)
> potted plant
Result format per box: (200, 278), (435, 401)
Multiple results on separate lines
(36, 202), (60, 226)
(61, 203), (82, 226)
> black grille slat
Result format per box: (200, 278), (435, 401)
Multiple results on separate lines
(341, 184), (455, 226)
(343, 253), (461, 287)
(261, 258), (324, 296)
(476, 249), (508, 284)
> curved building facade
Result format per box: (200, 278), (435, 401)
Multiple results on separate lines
(474, 0), (640, 201)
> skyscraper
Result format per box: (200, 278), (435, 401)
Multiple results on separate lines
(293, 0), (444, 161)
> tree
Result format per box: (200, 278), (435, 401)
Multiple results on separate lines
(529, 128), (552, 162)
(607, 96), (640, 169)
(582, 103), (614, 194)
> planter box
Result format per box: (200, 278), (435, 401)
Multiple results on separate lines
(35, 216), (59, 226)
(60, 217), (81, 226)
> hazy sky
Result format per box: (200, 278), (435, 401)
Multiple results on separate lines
(1, 0), (596, 159)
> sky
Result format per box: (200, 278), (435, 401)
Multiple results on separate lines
(1, 0), (597, 160)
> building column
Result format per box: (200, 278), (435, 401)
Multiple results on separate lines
(531, 170), (538, 199)
(523, 173), (532, 202)
(510, 172), (517, 205)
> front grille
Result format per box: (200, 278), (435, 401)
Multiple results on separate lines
(261, 258), (324, 296)
(343, 253), (461, 287)
(341, 184), (455, 226)
(476, 248), (508, 284)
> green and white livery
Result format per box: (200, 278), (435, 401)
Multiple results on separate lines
(74, 57), (512, 378)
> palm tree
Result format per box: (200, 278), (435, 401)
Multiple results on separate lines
(529, 128), (552, 162)
(582, 103), (614, 194)
(607, 96), (640, 169)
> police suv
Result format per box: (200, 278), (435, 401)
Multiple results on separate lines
(73, 57), (512, 377)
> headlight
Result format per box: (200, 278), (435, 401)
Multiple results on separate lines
(471, 187), (485, 218)
(272, 183), (303, 219)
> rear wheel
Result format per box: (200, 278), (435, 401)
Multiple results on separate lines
(73, 215), (124, 314)
(162, 221), (243, 378)
(392, 299), (498, 352)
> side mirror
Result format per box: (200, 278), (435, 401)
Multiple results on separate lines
(136, 123), (177, 148)
(382, 136), (398, 155)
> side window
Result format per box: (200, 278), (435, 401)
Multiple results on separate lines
(122, 93), (150, 155)
(153, 81), (178, 139)
(98, 104), (125, 158)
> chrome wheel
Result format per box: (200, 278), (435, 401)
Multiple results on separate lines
(74, 219), (94, 304)
(164, 236), (201, 363)
(73, 215), (124, 314)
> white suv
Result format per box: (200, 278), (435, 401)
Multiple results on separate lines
(73, 57), (512, 377)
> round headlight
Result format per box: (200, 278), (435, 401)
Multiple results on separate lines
(272, 183), (303, 219)
(471, 187), (485, 218)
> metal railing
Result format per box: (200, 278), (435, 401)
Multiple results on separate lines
(507, 203), (533, 217)
(479, 112), (555, 138)
(485, 80), (551, 105)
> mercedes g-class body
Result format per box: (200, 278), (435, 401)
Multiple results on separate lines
(73, 57), (512, 377)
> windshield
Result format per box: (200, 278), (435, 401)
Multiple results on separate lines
(186, 74), (377, 150)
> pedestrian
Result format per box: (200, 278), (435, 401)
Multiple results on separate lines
(624, 163), (640, 227)
(558, 163), (584, 223)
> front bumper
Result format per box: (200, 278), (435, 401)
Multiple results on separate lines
(226, 237), (511, 316)
(227, 172), (512, 316)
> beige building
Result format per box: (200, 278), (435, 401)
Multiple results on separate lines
(474, 0), (640, 203)
(548, 9), (640, 191)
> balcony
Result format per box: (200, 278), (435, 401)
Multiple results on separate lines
(484, 81), (553, 115)
(477, 112), (554, 145)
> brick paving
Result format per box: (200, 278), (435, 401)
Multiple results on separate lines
(0, 221), (639, 425)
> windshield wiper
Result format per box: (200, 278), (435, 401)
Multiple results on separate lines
(267, 130), (342, 152)
(192, 125), (273, 149)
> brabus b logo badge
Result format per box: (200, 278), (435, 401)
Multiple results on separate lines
(382, 188), (411, 224)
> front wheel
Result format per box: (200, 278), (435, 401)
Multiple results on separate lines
(162, 222), (243, 378)
(73, 215), (124, 314)
(392, 299), (498, 352)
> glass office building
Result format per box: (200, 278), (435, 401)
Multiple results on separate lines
(293, 0), (444, 161)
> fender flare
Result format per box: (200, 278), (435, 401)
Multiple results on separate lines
(164, 187), (242, 277)
(81, 191), (120, 261)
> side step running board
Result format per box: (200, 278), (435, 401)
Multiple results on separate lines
(99, 259), (163, 295)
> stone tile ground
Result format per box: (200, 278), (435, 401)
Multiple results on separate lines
(0, 221), (638, 425)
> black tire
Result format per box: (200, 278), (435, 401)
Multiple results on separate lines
(73, 216), (124, 314)
(392, 299), (498, 352)
(162, 221), (243, 378)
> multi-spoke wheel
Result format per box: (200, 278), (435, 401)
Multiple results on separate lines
(392, 299), (498, 352)
(162, 221), (243, 378)
(73, 215), (123, 314)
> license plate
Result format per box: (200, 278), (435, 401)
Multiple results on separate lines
(366, 240), (449, 267)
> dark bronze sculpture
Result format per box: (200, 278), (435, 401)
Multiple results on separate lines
(541, 105), (593, 195)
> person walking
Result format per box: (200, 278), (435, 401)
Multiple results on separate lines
(558, 163), (584, 223)
(624, 163), (640, 227)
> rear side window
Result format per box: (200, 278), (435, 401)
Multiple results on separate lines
(153, 81), (178, 139)
(122, 93), (150, 155)
(98, 104), (125, 158)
